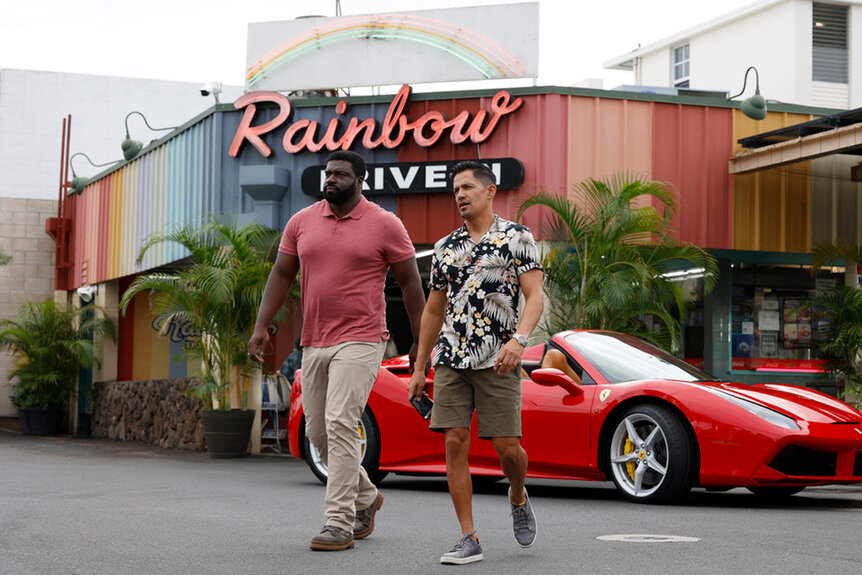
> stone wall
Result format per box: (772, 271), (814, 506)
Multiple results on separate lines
(92, 379), (204, 450)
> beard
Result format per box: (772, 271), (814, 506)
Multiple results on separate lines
(323, 178), (357, 204)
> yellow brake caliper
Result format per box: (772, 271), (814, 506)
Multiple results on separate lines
(624, 437), (636, 480)
(358, 423), (366, 458)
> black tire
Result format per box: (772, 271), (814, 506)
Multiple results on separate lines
(607, 404), (694, 503)
(747, 486), (805, 498)
(303, 407), (388, 485)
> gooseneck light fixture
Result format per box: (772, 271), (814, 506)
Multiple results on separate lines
(68, 152), (122, 194)
(122, 111), (178, 161)
(729, 66), (767, 121)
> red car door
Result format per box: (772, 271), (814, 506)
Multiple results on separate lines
(520, 378), (597, 478)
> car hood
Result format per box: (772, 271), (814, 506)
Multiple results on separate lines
(694, 380), (862, 424)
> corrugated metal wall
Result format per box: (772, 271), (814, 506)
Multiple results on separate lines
(811, 154), (862, 247)
(652, 103), (734, 249)
(397, 94), (736, 250)
(731, 110), (813, 252)
(70, 117), (219, 287)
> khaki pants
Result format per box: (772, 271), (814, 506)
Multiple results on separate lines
(301, 340), (385, 531)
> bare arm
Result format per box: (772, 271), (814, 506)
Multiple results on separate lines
(494, 268), (544, 375)
(248, 251), (300, 362)
(390, 256), (427, 373)
(406, 289), (447, 400)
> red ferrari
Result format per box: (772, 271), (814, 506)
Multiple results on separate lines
(287, 330), (862, 503)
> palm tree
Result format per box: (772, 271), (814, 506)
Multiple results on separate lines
(811, 286), (862, 406)
(811, 240), (862, 406)
(0, 300), (116, 410)
(517, 172), (718, 352)
(119, 216), (293, 410)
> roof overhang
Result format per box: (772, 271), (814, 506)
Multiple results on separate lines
(729, 109), (862, 175)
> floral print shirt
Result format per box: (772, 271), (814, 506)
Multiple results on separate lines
(429, 216), (542, 370)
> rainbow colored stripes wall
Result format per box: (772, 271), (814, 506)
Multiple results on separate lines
(68, 117), (218, 287)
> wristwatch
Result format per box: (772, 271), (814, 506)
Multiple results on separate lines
(513, 334), (528, 347)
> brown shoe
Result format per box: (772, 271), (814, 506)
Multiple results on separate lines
(353, 492), (384, 539)
(310, 525), (354, 551)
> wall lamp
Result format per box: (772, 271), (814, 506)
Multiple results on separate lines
(729, 66), (767, 121)
(68, 152), (122, 194)
(122, 111), (178, 161)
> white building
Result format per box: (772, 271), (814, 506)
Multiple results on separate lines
(603, 0), (862, 109)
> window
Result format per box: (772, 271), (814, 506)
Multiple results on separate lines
(812, 3), (848, 83)
(730, 263), (841, 372)
(673, 44), (690, 87)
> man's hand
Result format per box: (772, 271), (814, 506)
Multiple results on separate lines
(494, 338), (524, 375)
(407, 371), (426, 402)
(407, 342), (432, 376)
(247, 329), (270, 363)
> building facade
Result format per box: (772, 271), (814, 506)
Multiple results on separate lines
(0, 69), (242, 423)
(604, 0), (862, 109)
(33, 84), (855, 435)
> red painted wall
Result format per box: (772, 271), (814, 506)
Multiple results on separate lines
(651, 103), (733, 250)
(395, 93), (734, 250)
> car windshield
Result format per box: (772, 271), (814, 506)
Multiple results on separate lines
(564, 332), (713, 384)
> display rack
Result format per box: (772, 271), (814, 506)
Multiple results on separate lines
(260, 374), (289, 453)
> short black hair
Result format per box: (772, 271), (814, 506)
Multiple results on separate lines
(327, 150), (367, 179)
(450, 160), (496, 187)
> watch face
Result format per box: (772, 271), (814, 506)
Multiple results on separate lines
(515, 335), (527, 346)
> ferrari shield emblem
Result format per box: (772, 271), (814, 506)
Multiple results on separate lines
(599, 389), (611, 402)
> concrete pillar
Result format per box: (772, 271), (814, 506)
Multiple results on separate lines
(704, 258), (732, 378)
(845, 259), (858, 287)
(93, 280), (118, 383)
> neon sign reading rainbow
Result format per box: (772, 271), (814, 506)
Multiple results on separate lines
(246, 14), (528, 88)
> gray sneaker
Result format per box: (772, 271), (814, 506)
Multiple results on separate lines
(440, 533), (483, 565)
(509, 487), (537, 548)
(353, 491), (384, 539)
(309, 525), (354, 551)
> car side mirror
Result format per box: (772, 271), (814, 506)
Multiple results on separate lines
(531, 368), (583, 396)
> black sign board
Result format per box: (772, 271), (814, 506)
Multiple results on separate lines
(300, 158), (524, 197)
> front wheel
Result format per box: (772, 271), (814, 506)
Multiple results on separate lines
(608, 404), (694, 503)
(303, 407), (388, 485)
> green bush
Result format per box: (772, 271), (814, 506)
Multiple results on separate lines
(1, 301), (116, 410)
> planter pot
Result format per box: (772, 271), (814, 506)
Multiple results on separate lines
(18, 408), (64, 436)
(201, 409), (254, 458)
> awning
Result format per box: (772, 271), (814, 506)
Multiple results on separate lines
(729, 107), (862, 175)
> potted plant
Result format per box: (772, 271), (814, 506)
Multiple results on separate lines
(0, 300), (116, 435)
(119, 216), (292, 457)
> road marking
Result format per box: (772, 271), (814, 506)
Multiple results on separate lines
(597, 534), (700, 543)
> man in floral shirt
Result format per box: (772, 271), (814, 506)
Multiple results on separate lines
(408, 160), (544, 565)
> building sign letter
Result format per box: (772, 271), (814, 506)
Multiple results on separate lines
(228, 85), (523, 158)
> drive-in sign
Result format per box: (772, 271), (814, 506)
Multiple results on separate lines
(300, 158), (524, 196)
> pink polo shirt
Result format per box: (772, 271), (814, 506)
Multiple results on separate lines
(279, 196), (415, 348)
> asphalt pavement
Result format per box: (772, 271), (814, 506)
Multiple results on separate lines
(1, 430), (861, 575)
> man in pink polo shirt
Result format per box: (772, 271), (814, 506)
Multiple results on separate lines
(248, 151), (425, 551)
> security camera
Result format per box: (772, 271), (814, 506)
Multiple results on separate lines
(77, 284), (98, 303)
(200, 81), (223, 103)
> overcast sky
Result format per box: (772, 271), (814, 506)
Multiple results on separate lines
(2, 0), (757, 90)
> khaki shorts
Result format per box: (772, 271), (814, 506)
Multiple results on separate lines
(429, 365), (522, 439)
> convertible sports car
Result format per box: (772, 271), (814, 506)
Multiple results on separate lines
(287, 330), (862, 503)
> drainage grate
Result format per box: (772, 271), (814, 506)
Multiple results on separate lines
(596, 534), (700, 543)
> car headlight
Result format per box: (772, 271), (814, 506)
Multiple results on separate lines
(704, 388), (800, 430)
